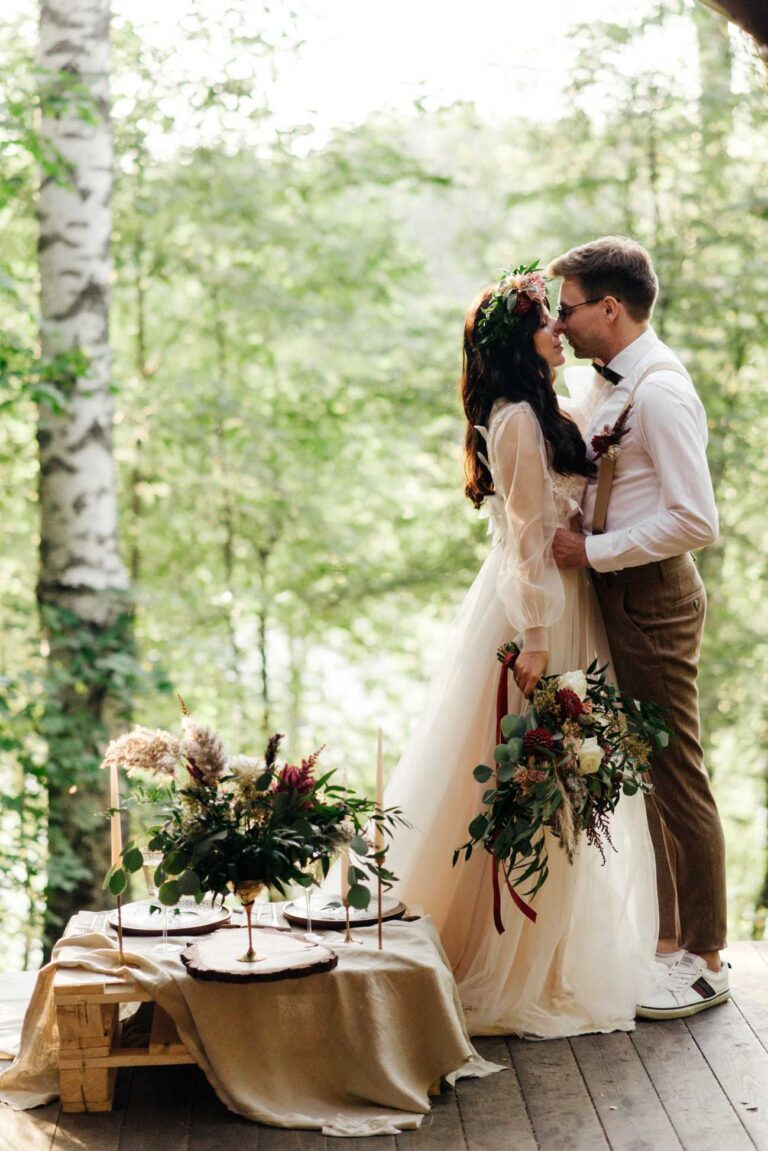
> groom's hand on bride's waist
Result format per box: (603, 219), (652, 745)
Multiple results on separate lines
(553, 528), (589, 569)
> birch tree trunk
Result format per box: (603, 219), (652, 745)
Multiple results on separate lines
(37, 0), (132, 948)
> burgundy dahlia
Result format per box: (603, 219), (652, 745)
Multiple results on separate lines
(556, 688), (584, 721)
(523, 728), (555, 757)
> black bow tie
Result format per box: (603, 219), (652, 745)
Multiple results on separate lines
(592, 362), (623, 385)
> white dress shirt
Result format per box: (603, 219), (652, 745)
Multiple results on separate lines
(583, 327), (719, 572)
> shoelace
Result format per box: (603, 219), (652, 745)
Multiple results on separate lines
(665, 957), (708, 989)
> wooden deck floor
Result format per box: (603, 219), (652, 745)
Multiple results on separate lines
(2, 940), (767, 1151)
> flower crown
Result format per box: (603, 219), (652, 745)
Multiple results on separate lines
(476, 260), (550, 347)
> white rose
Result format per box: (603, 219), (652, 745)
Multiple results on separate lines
(229, 755), (265, 782)
(558, 670), (589, 700)
(577, 736), (604, 776)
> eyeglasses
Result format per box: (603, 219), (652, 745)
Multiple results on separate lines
(556, 296), (620, 323)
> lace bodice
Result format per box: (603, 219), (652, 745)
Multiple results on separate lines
(477, 405), (587, 543)
(551, 472), (587, 529)
(473, 400), (585, 651)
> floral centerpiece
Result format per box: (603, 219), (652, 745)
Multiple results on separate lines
(453, 649), (671, 932)
(103, 702), (403, 931)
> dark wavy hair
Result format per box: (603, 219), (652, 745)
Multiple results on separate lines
(461, 288), (594, 508)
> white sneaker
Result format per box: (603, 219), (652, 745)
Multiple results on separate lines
(636, 952), (730, 1019)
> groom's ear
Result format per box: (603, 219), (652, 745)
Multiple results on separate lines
(603, 295), (621, 322)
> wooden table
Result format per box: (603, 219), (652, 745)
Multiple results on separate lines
(52, 910), (445, 1115)
(54, 915), (195, 1113)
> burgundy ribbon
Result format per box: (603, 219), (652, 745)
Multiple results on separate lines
(492, 650), (537, 932)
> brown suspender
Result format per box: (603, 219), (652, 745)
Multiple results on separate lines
(591, 360), (689, 536)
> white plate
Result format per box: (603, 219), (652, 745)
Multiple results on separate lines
(282, 893), (406, 928)
(108, 899), (230, 936)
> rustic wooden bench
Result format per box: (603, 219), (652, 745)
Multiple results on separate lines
(53, 959), (194, 1113)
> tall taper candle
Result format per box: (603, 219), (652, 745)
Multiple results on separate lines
(374, 728), (384, 854)
(109, 760), (122, 866)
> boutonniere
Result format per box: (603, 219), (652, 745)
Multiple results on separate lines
(591, 406), (633, 461)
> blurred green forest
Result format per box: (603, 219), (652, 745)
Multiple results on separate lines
(1, 0), (767, 967)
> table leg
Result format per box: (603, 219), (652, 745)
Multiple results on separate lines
(57, 1001), (120, 1112)
(59, 1064), (118, 1113)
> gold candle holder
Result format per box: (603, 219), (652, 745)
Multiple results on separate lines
(116, 894), (125, 964)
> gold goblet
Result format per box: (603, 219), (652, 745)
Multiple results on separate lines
(229, 880), (266, 963)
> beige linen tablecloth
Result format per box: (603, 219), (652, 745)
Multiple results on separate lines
(0, 917), (502, 1137)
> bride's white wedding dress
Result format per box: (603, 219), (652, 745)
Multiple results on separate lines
(385, 370), (659, 1038)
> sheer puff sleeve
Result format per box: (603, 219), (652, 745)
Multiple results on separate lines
(488, 403), (565, 653)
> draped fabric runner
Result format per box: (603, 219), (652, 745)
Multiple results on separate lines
(0, 917), (503, 1137)
(492, 649), (537, 933)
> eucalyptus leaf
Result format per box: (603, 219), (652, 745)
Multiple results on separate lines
(500, 714), (527, 740)
(122, 846), (144, 873)
(108, 869), (128, 896)
(159, 879), (181, 906)
(505, 737), (523, 762)
(347, 884), (370, 910)
(468, 814), (489, 840)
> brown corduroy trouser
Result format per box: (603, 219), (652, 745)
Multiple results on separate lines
(591, 553), (727, 955)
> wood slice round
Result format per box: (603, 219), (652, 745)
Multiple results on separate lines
(181, 927), (338, 983)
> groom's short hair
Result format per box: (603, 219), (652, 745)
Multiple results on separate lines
(548, 236), (658, 321)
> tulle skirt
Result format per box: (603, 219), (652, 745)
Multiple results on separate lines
(384, 544), (659, 1037)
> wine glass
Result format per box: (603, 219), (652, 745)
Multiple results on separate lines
(142, 852), (183, 955)
(300, 855), (327, 944)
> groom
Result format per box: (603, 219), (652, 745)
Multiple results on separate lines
(547, 236), (728, 1019)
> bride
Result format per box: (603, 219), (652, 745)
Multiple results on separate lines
(385, 264), (658, 1038)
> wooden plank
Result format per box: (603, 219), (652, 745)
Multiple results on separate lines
(53, 969), (139, 996)
(259, 1125), (326, 1150)
(508, 1036), (609, 1150)
(752, 940), (768, 972)
(729, 940), (768, 1054)
(54, 987), (153, 1006)
(56, 1002), (117, 1053)
(453, 1037), (536, 1151)
(630, 1018), (753, 1150)
(327, 1135), (395, 1151)
(52, 1076), (130, 1149)
(687, 997), (768, 1148)
(118, 1065), (194, 1151)
(395, 1090), (466, 1151)
(571, 1030), (682, 1150)
(59, 1064), (118, 1114)
(58, 1046), (196, 1069)
(187, 1066), (261, 1151)
(0, 1101), (60, 1151)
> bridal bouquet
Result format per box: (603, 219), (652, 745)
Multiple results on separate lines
(454, 650), (671, 931)
(103, 703), (402, 912)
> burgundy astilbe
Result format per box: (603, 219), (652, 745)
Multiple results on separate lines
(275, 748), (323, 795)
(276, 763), (314, 794)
